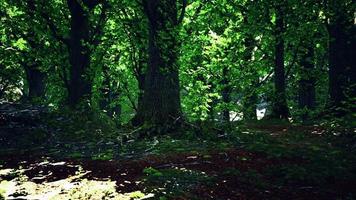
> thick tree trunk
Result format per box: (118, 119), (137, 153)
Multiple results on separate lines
(67, 0), (92, 107)
(327, 0), (355, 115)
(23, 63), (46, 101)
(271, 4), (289, 119)
(136, 0), (182, 127)
(298, 46), (316, 121)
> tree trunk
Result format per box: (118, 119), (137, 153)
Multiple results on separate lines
(221, 66), (230, 123)
(298, 46), (316, 121)
(99, 65), (111, 114)
(21, 1), (46, 103)
(23, 63), (46, 102)
(271, 3), (289, 119)
(244, 89), (258, 120)
(136, 0), (182, 127)
(67, 0), (92, 107)
(137, 72), (145, 112)
(242, 36), (258, 120)
(327, 0), (355, 115)
(131, 57), (146, 126)
(207, 81), (216, 122)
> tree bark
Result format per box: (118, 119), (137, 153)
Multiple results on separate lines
(23, 63), (46, 101)
(298, 46), (316, 121)
(221, 66), (230, 123)
(327, 0), (355, 115)
(242, 36), (258, 120)
(66, 0), (92, 107)
(136, 0), (183, 128)
(271, 3), (289, 119)
(131, 54), (146, 126)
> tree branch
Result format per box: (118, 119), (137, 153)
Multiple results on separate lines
(35, 0), (69, 45)
(177, 0), (187, 25)
(122, 81), (138, 111)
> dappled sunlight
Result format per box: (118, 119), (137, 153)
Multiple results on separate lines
(0, 160), (153, 200)
(0, 168), (13, 176)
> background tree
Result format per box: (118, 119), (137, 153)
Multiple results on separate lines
(325, 0), (355, 116)
(271, 2), (289, 119)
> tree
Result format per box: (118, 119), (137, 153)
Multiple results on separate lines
(22, 1), (46, 102)
(221, 65), (231, 123)
(326, 0), (355, 115)
(22, 61), (46, 102)
(31, 0), (108, 108)
(135, 0), (187, 128)
(298, 45), (316, 121)
(66, 0), (108, 107)
(271, 2), (289, 119)
(65, 0), (93, 107)
(115, 3), (148, 125)
(0, 0), (47, 103)
(242, 26), (258, 120)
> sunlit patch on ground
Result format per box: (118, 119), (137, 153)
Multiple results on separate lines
(0, 160), (153, 200)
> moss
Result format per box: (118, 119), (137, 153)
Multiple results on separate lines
(91, 150), (114, 160)
(142, 167), (213, 198)
(129, 191), (145, 199)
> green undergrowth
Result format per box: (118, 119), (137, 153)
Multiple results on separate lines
(230, 128), (356, 189)
(45, 108), (118, 142)
(142, 167), (214, 199)
(0, 108), (122, 160)
(119, 134), (233, 157)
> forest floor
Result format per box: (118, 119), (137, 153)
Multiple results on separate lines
(0, 103), (356, 200)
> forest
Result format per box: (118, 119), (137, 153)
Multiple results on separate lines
(0, 0), (355, 199)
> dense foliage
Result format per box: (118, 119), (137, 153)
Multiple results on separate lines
(1, 0), (354, 126)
